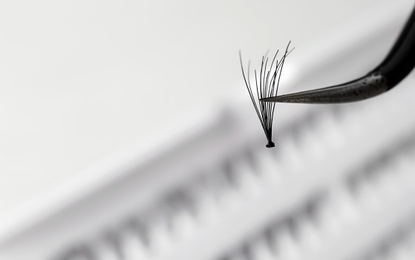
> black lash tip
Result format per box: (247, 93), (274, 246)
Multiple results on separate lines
(266, 141), (275, 148)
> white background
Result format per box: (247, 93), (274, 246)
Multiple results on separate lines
(0, 0), (376, 217)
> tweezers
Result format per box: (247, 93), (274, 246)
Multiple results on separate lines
(261, 4), (415, 104)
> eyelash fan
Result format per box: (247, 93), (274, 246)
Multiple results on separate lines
(239, 42), (293, 148)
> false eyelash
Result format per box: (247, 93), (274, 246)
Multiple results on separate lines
(239, 41), (293, 148)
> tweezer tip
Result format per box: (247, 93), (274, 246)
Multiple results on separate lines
(260, 96), (291, 103)
(260, 73), (389, 104)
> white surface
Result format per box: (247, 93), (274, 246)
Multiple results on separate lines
(0, 0), (377, 216)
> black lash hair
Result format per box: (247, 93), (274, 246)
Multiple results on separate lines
(239, 42), (293, 148)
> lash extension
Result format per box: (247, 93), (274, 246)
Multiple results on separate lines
(239, 42), (293, 148)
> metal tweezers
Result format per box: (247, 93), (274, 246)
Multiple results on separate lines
(261, 4), (415, 104)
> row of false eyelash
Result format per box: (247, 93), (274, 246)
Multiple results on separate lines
(221, 125), (415, 260)
(54, 100), (415, 260)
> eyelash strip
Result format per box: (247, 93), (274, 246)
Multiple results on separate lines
(239, 42), (293, 148)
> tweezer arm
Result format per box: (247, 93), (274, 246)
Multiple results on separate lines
(262, 3), (415, 104)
